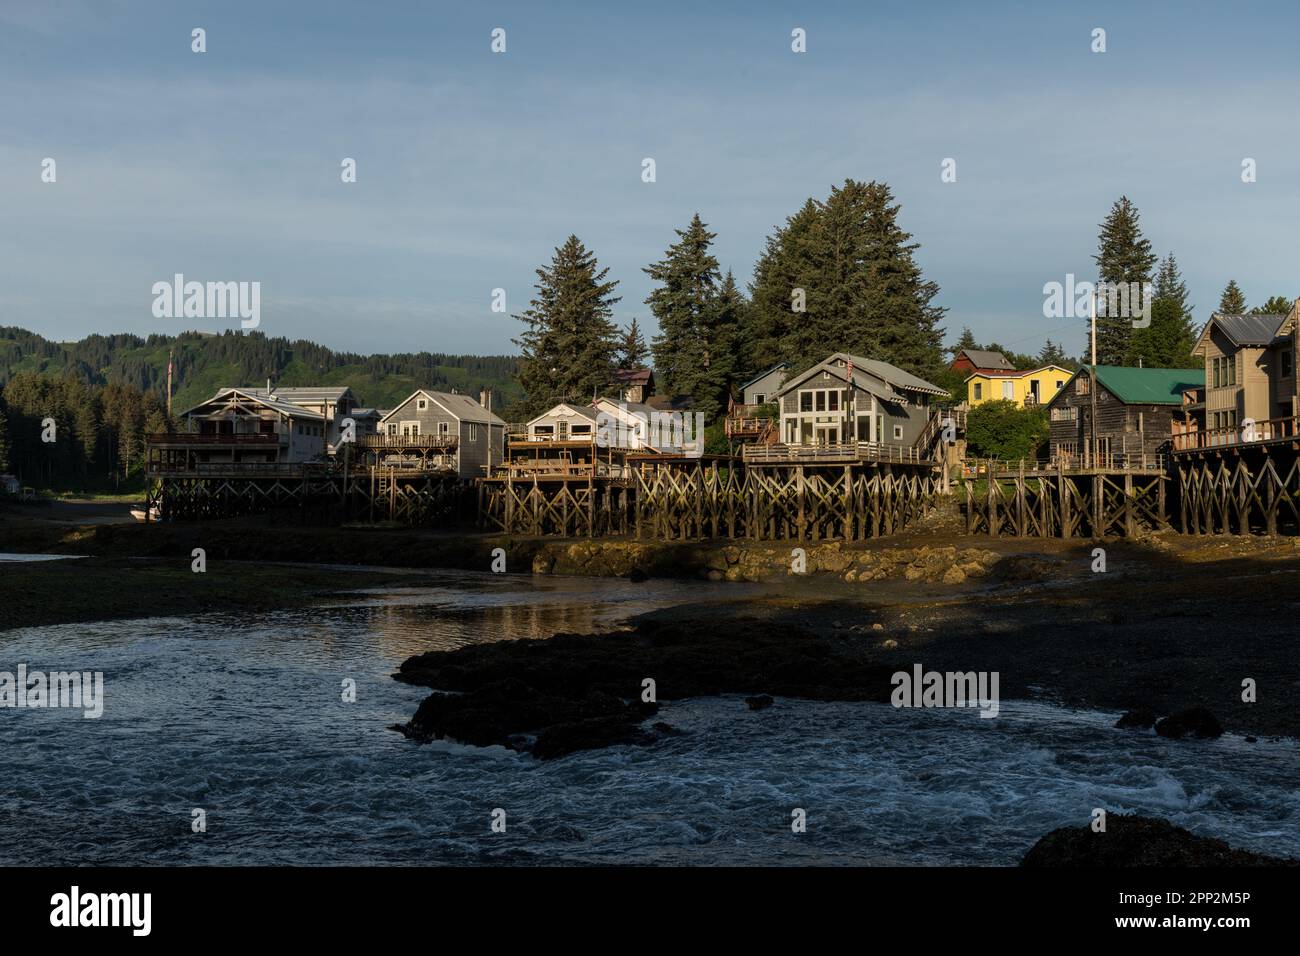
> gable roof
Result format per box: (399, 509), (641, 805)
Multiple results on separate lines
(613, 368), (654, 387)
(1051, 366), (1205, 406)
(740, 362), (790, 391)
(777, 353), (948, 399)
(963, 363), (1072, 382)
(957, 348), (1015, 370)
(1194, 312), (1290, 353)
(379, 389), (506, 426)
(527, 402), (600, 426)
(180, 387), (325, 421)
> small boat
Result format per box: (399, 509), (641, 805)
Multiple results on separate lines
(130, 505), (161, 522)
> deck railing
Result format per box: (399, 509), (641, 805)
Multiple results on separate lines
(742, 441), (929, 464)
(358, 434), (459, 450)
(982, 454), (1167, 477)
(146, 432), (282, 445)
(1171, 414), (1300, 452)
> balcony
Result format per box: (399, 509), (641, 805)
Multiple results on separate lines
(742, 441), (928, 465)
(358, 434), (459, 450)
(147, 432), (283, 446)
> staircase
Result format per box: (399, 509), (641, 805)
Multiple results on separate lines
(915, 404), (967, 460)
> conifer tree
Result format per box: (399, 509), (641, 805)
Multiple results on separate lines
(0, 403), (9, 474)
(1091, 196), (1156, 365)
(1153, 253), (1192, 324)
(646, 213), (721, 400)
(513, 235), (621, 417)
(1037, 340), (1068, 367)
(1218, 279), (1246, 314)
(1251, 295), (1294, 316)
(745, 180), (945, 377)
(618, 318), (648, 369)
(951, 327), (978, 359)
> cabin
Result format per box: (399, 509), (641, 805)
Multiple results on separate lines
(952, 348), (1015, 376)
(1190, 308), (1297, 439)
(613, 368), (655, 405)
(740, 363), (789, 407)
(374, 389), (507, 479)
(525, 402), (600, 442)
(161, 385), (330, 468)
(773, 353), (948, 447)
(966, 364), (1072, 408)
(1046, 365), (1204, 467)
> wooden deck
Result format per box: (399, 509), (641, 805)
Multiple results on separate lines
(742, 441), (933, 465)
(1172, 414), (1300, 454)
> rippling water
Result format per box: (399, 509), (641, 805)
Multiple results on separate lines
(1, 569), (1296, 865)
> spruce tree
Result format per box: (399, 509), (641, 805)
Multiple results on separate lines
(618, 318), (648, 369)
(1128, 299), (1197, 369)
(1153, 253), (1192, 323)
(1251, 295), (1294, 316)
(1037, 340), (1068, 367)
(1218, 279), (1246, 314)
(746, 180), (945, 377)
(645, 213), (721, 403)
(952, 327), (978, 359)
(512, 235), (621, 418)
(1091, 196), (1157, 365)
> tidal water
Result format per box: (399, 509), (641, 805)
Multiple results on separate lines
(1, 569), (1296, 866)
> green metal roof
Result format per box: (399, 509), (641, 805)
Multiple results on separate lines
(1091, 365), (1204, 405)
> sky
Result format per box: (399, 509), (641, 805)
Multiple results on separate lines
(2, 0), (1299, 362)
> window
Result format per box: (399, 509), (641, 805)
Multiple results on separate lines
(828, 390), (840, 411)
(973, 383), (983, 400)
(387, 423), (398, 436)
(815, 391), (826, 412)
(893, 424), (904, 441)
(1055, 380), (1064, 390)
(800, 392), (813, 412)
(1212, 356), (1238, 388)
(754, 394), (765, 405)
(1002, 381), (1014, 400)
(1075, 376), (1090, 395)
(417, 399), (428, 410)
(469, 426), (477, 443)
(439, 421), (450, 436)
(1283, 351), (1293, 378)
(1050, 406), (1078, 422)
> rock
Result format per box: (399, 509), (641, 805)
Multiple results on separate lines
(705, 568), (724, 582)
(941, 566), (966, 585)
(880, 639), (898, 650)
(1246, 736), (1258, 743)
(1115, 707), (1156, 730)
(1155, 707), (1224, 740)
(870, 622), (884, 630)
(745, 694), (774, 710)
(1022, 815), (1296, 866)
(627, 567), (648, 582)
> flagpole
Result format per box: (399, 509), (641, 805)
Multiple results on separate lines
(1090, 289), (1098, 469)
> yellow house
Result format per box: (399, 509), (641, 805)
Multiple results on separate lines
(966, 364), (1072, 408)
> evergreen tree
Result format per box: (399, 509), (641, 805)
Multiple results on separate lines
(1218, 279), (1247, 314)
(1251, 295), (1294, 316)
(701, 270), (746, 419)
(951, 327), (978, 359)
(746, 180), (945, 377)
(645, 213), (722, 402)
(1153, 253), (1192, 324)
(512, 235), (622, 417)
(1091, 196), (1157, 365)
(1127, 298), (1197, 369)
(618, 318), (648, 369)
(0, 403), (9, 474)
(1037, 340), (1068, 367)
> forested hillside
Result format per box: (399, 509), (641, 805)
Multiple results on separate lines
(0, 327), (524, 414)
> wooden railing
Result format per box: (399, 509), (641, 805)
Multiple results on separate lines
(983, 454), (1167, 477)
(742, 441), (929, 464)
(1171, 415), (1300, 452)
(358, 434), (459, 450)
(147, 432), (282, 445)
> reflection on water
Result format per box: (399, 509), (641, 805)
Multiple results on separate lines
(0, 568), (1295, 866)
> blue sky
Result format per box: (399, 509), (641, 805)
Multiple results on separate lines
(2, 0), (1298, 361)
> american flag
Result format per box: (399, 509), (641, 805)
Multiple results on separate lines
(845, 358), (854, 383)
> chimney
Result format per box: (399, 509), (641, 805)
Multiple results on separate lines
(479, 388), (492, 413)
(266, 377), (273, 395)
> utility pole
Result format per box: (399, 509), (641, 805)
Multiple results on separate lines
(1090, 288), (1098, 469)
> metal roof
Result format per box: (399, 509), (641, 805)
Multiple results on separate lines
(180, 387), (325, 421)
(958, 348), (1015, 370)
(1083, 365), (1205, 406)
(1208, 313), (1288, 347)
(778, 353), (948, 399)
(739, 362), (790, 391)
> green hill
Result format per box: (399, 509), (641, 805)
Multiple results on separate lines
(0, 327), (524, 416)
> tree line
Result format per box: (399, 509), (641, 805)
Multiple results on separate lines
(512, 179), (948, 420)
(0, 373), (171, 490)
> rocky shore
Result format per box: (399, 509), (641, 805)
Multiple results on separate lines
(1022, 815), (1298, 866)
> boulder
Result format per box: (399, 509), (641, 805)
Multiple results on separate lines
(1115, 707), (1157, 730)
(1022, 815), (1295, 866)
(1155, 707), (1224, 739)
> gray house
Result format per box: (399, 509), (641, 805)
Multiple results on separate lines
(774, 353), (947, 447)
(243, 386), (358, 452)
(741, 363), (789, 407)
(377, 389), (507, 479)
